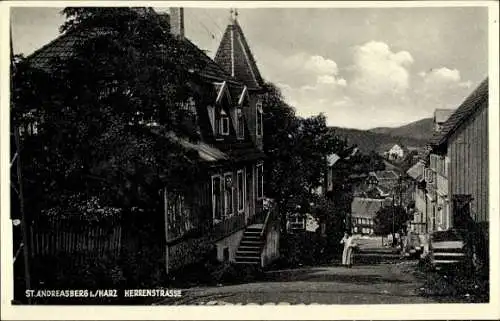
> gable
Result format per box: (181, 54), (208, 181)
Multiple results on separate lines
(214, 20), (264, 90)
(430, 78), (488, 147)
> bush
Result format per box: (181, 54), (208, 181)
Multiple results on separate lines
(417, 254), (434, 273)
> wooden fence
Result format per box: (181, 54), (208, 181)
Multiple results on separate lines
(30, 217), (122, 263)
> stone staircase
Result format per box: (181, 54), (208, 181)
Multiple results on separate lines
(355, 247), (402, 265)
(234, 224), (264, 265)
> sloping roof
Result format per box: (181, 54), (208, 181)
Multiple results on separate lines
(430, 78), (488, 147)
(25, 10), (240, 86)
(434, 109), (455, 124)
(27, 28), (111, 71)
(407, 161), (424, 180)
(351, 197), (385, 218)
(164, 131), (229, 162)
(327, 153), (341, 167)
(371, 170), (399, 180)
(214, 18), (264, 90)
(376, 186), (391, 196)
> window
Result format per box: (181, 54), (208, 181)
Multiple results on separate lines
(212, 175), (222, 221)
(256, 164), (264, 199)
(224, 173), (234, 216)
(208, 105), (216, 133)
(237, 169), (246, 212)
(256, 100), (263, 137)
(178, 97), (197, 127)
(237, 108), (244, 139)
(220, 109), (230, 136)
(165, 190), (193, 240)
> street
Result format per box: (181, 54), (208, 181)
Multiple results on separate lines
(159, 237), (437, 305)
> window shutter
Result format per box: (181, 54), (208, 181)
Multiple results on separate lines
(207, 105), (216, 134)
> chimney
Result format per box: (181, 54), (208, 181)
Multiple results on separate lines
(170, 8), (184, 39)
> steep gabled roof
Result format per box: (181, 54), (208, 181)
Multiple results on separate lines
(214, 18), (264, 90)
(27, 28), (111, 71)
(351, 197), (385, 218)
(25, 9), (239, 86)
(430, 78), (488, 147)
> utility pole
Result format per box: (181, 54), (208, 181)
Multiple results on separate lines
(11, 27), (32, 302)
(14, 127), (32, 303)
(392, 188), (395, 247)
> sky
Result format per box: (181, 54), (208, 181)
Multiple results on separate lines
(10, 6), (489, 130)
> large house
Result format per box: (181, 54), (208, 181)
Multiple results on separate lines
(427, 78), (489, 233)
(23, 8), (280, 273)
(407, 78), (488, 260)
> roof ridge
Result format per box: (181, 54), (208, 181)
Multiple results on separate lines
(233, 20), (263, 87)
(430, 78), (488, 147)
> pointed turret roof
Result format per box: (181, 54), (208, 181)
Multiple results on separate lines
(214, 13), (264, 90)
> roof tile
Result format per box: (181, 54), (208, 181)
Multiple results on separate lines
(214, 20), (264, 90)
(351, 197), (385, 219)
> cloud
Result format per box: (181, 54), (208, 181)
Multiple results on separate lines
(267, 46), (476, 130)
(304, 55), (339, 75)
(422, 67), (460, 84)
(351, 41), (414, 96)
(419, 67), (473, 92)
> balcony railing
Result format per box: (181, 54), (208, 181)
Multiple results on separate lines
(210, 213), (247, 241)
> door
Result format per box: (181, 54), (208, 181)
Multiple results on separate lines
(452, 194), (473, 229)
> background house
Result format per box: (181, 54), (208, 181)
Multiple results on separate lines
(351, 197), (390, 235)
(406, 160), (428, 234)
(384, 144), (408, 161)
(368, 170), (400, 191)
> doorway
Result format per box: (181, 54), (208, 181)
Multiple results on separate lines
(452, 194), (473, 229)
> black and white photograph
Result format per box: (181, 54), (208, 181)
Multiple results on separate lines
(2, 0), (499, 319)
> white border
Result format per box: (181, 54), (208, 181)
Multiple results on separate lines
(1, 1), (499, 320)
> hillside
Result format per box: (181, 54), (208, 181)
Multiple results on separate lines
(369, 118), (434, 141)
(330, 126), (427, 154)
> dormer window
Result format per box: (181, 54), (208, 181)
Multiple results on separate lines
(220, 109), (230, 136)
(237, 108), (244, 139)
(176, 96), (198, 133)
(256, 100), (263, 137)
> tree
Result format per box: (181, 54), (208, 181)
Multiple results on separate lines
(261, 83), (348, 207)
(261, 83), (353, 265)
(373, 205), (411, 244)
(11, 7), (204, 219)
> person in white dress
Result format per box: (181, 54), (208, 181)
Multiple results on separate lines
(340, 232), (357, 267)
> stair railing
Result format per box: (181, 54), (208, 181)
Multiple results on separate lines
(260, 202), (278, 239)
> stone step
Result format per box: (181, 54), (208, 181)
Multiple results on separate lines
(238, 245), (261, 251)
(235, 256), (261, 262)
(236, 250), (261, 257)
(246, 227), (263, 232)
(240, 240), (264, 246)
(241, 235), (261, 242)
(234, 260), (260, 265)
(244, 231), (261, 236)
